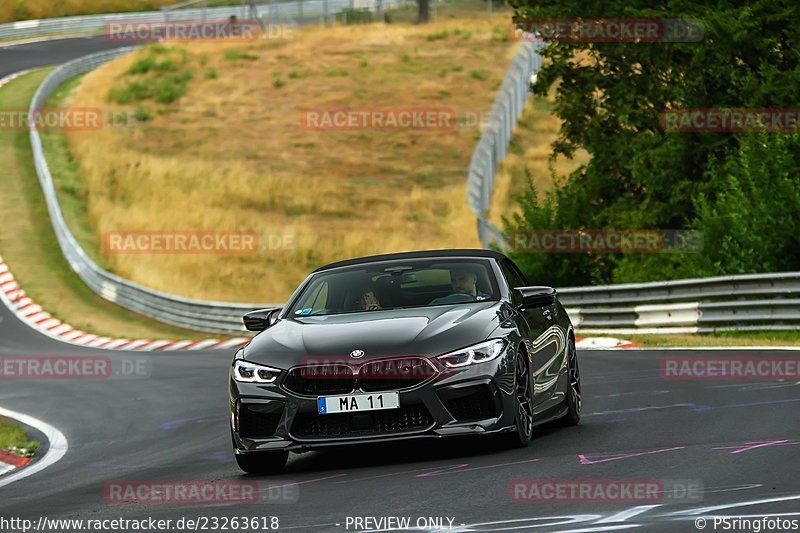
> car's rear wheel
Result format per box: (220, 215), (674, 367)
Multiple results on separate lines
(235, 451), (288, 474)
(560, 337), (581, 426)
(506, 347), (534, 447)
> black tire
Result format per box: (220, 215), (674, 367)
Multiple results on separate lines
(235, 451), (288, 474)
(506, 347), (534, 447)
(560, 337), (581, 426)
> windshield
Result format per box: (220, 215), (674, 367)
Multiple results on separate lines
(288, 259), (500, 317)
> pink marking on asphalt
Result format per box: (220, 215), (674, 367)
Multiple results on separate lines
(269, 473), (348, 488)
(579, 446), (685, 465)
(417, 458), (540, 477)
(712, 440), (791, 454)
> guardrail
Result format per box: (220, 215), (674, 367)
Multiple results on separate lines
(1, 6), (244, 41)
(466, 40), (543, 249)
(562, 273), (800, 333)
(1, 0), (412, 41)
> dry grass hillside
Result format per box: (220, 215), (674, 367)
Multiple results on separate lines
(63, 11), (522, 302)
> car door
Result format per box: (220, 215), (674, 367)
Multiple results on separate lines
(500, 259), (567, 414)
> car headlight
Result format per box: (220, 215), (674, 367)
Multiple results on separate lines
(232, 360), (282, 383)
(437, 339), (506, 368)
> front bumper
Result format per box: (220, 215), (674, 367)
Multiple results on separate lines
(229, 348), (518, 453)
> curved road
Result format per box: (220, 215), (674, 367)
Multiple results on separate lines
(1, 37), (799, 532)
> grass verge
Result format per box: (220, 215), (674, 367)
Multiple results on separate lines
(0, 417), (39, 458)
(622, 331), (800, 348)
(0, 70), (216, 341)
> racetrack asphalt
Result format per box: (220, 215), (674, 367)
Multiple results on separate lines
(1, 36), (799, 532)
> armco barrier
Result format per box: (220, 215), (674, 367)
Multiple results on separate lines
(0, 0), (412, 41)
(466, 40), (543, 249)
(563, 274), (800, 333)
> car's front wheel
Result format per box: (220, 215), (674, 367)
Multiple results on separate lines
(560, 337), (581, 426)
(506, 347), (534, 447)
(235, 451), (288, 474)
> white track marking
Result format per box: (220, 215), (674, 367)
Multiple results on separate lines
(0, 407), (68, 489)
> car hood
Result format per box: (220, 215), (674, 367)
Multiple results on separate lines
(244, 302), (503, 367)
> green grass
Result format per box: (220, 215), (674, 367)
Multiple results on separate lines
(224, 50), (259, 62)
(0, 417), (39, 457)
(108, 46), (192, 106)
(469, 69), (488, 80)
(622, 331), (800, 348)
(0, 70), (216, 341)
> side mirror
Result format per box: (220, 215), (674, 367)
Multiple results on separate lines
(243, 308), (282, 332)
(514, 286), (556, 309)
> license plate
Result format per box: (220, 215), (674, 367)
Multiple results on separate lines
(317, 392), (400, 414)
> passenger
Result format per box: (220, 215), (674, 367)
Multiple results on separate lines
(360, 289), (382, 311)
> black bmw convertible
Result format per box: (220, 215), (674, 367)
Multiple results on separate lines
(229, 249), (581, 474)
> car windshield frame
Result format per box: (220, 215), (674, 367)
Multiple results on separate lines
(286, 258), (501, 318)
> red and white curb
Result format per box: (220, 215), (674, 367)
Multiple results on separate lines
(0, 256), (250, 351)
(0, 450), (31, 476)
(0, 406), (68, 488)
(575, 337), (637, 349)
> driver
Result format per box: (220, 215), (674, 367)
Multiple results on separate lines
(450, 268), (490, 300)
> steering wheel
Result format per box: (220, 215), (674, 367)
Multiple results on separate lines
(430, 292), (478, 305)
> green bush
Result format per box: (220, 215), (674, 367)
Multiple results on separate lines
(129, 55), (157, 75)
(133, 106), (152, 122)
(507, 0), (800, 285)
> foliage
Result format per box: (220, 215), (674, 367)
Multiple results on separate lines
(506, 0), (800, 285)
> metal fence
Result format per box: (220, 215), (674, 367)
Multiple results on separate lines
(466, 40), (543, 249)
(0, 0), (413, 41)
(561, 273), (800, 333)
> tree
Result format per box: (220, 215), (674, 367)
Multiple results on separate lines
(505, 0), (800, 286)
(417, 0), (430, 23)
